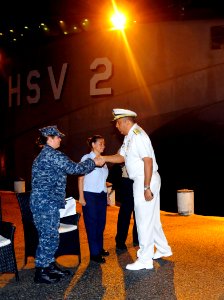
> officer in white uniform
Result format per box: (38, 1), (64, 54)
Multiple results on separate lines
(104, 108), (172, 270)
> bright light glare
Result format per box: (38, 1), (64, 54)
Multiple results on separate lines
(110, 12), (126, 30)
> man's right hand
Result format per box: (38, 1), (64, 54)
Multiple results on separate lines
(94, 156), (105, 167)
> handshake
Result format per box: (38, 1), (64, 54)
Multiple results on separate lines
(94, 154), (124, 166)
(93, 156), (105, 167)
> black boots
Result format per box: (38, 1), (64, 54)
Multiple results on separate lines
(90, 254), (106, 263)
(34, 263), (72, 283)
(90, 249), (109, 263)
(47, 262), (72, 278)
(101, 249), (110, 257)
(34, 267), (60, 284)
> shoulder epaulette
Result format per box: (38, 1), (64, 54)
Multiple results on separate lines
(133, 128), (141, 135)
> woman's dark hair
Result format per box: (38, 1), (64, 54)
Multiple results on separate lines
(87, 135), (104, 149)
(36, 135), (47, 147)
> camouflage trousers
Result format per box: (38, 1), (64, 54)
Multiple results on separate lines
(33, 209), (60, 267)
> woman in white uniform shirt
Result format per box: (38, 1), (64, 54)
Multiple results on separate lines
(78, 135), (109, 263)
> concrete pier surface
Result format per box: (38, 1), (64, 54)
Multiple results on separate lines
(0, 191), (224, 300)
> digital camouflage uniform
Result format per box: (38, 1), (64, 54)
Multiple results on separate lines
(30, 144), (95, 268)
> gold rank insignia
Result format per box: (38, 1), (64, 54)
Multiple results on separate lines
(133, 128), (141, 135)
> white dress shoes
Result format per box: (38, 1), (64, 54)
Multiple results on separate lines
(153, 250), (173, 260)
(126, 259), (154, 271)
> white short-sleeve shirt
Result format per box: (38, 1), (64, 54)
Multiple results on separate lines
(81, 151), (108, 193)
(119, 123), (158, 179)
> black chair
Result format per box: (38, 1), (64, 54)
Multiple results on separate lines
(0, 221), (19, 281)
(16, 192), (81, 266)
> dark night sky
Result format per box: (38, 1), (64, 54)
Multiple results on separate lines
(0, 0), (223, 47)
(0, 0), (224, 22)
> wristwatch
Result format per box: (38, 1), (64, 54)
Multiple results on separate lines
(144, 186), (150, 191)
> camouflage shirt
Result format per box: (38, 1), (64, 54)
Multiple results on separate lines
(30, 144), (95, 212)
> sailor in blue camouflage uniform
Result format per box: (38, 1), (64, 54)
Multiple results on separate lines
(30, 125), (105, 284)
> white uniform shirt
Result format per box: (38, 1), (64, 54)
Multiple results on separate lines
(119, 123), (158, 180)
(81, 151), (108, 193)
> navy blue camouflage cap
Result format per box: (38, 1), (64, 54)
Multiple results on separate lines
(39, 125), (65, 137)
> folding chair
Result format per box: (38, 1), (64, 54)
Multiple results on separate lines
(16, 192), (81, 266)
(0, 221), (19, 281)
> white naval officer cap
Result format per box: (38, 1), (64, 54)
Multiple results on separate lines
(112, 108), (137, 121)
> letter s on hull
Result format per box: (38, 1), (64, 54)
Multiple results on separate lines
(27, 70), (40, 104)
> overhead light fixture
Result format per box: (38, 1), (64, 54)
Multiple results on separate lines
(110, 11), (127, 30)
